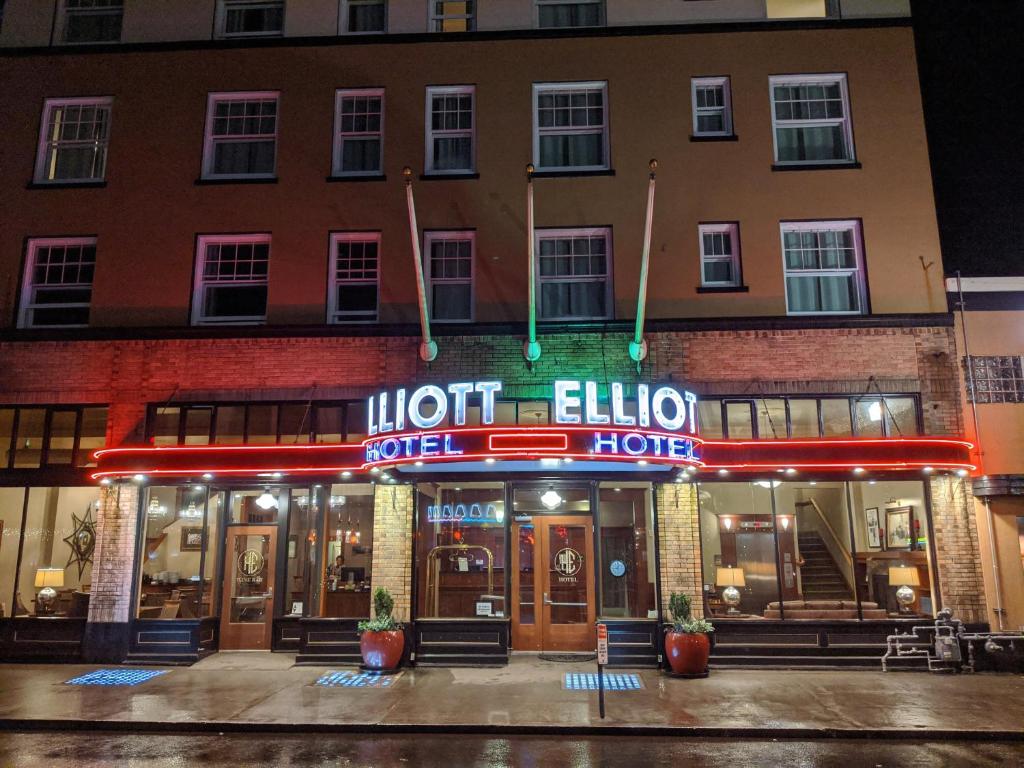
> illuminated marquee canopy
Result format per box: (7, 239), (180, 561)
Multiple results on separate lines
(92, 378), (975, 481)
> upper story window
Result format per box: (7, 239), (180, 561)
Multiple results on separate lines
(536, 228), (612, 320)
(334, 89), (384, 176)
(202, 92), (279, 180)
(781, 220), (865, 315)
(430, 1), (474, 32)
(329, 232), (380, 323)
(536, 0), (605, 28)
(699, 223), (741, 287)
(216, 0), (285, 38)
(424, 230), (474, 322)
(342, 0), (386, 32)
(533, 82), (609, 172)
(770, 74), (855, 165)
(0, 405), (108, 468)
(19, 237), (97, 329)
(964, 356), (1024, 404)
(34, 97), (112, 184)
(691, 76), (733, 137)
(192, 235), (270, 325)
(425, 85), (475, 174)
(60, 0), (123, 44)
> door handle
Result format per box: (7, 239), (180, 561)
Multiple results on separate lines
(543, 592), (550, 605)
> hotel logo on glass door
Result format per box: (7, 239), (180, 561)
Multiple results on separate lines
(363, 380), (701, 469)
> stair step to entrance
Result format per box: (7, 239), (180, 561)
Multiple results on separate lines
(710, 655), (882, 669)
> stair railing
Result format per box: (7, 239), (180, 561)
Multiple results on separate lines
(797, 499), (856, 595)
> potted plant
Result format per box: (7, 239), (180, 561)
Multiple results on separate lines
(357, 586), (405, 671)
(664, 592), (713, 677)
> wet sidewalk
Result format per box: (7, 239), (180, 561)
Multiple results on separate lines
(1, 654), (1022, 738)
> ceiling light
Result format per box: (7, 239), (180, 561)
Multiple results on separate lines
(485, 458), (496, 464)
(255, 490), (278, 510)
(784, 468), (797, 475)
(718, 469), (729, 476)
(194, 485), (204, 491)
(133, 474), (146, 483)
(956, 468), (969, 477)
(100, 478), (111, 486)
(637, 460), (648, 466)
(868, 401), (882, 422)
(562, 457), (573, 464)
(202, 473), (213, 480)
(853, 467), (865, 474)
(181, 500), (203, 519)
(922, 466), (933, 474)
(272, 472), (282, 479)
(415, 461), (424, 467)
(341, 471), (352, 478)
(370, 467), (380, 474)
(540, 489), (563, 510)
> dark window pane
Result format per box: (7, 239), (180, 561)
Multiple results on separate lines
(215, 406), (245, 445)
(77, 407), (107, 466)
(246, 404), (278, 444)
(151, 407), (181, 446)
(14, 408), (45, 468)
(0, 409), (15, 467)
(345, 402), (368, 441)
(725, 402), (753, 439)
(64, 9), (122, 42)
(184, 407), (213, 445)
(203, 285), (267, 320)
(46, 410), (77, 465)
(279, 404), (312, 444)
(316, 406), (344, 443)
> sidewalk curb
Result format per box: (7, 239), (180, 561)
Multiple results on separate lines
(2, 719), (1023, 741)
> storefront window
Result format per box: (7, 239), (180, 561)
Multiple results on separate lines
(0, 488), (27, 617)
(318, 484), (374, 617)
(697, 400), (723, 438)
(788, 399), (819, 437)
(755, 399), (787, 439)
(699, 481), (779, 619)
(598, 483), (656, 619)
(849, 480), (932, 617)
(138, 486), (213, 619)
(416, 482), (506, 619)
(17, 487), (100, 617)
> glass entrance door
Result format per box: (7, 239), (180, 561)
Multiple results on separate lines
(512, 515), (595, 652)
(219, 525), (277, 650)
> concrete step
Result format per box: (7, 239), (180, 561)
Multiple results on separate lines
(710, 655), (883, 669)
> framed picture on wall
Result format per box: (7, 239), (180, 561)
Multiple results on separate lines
(865, 507), (882, 549)
(180, 527), (203, 552)
(885, 506), (914, 550)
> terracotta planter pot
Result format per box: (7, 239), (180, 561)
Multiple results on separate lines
(360, 629), (405, 670)
(665, 630), (710, 676)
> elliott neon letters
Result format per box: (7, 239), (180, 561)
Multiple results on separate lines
(367, 380), (698, 435)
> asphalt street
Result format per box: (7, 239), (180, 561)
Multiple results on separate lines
(1, 733), (1022, 768)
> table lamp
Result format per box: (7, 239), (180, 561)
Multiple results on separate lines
(716, 567), (746, 615)
(34, 568), (65, 615)
(888, 565), (921, 614)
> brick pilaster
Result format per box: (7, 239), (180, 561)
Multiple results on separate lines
(87, 483), (139, 626)
(928, 476), (988, 623)
(370, 483), (414, 622)
(656, 482), (703, 620)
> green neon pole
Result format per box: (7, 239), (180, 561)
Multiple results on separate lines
(629, 160), (658, 364)
(404, 167), (438, 362)
(524, 163), (542, 362)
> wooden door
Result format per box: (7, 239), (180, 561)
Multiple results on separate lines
(219, 525), (277, 650)
(539, 516), (596, 652)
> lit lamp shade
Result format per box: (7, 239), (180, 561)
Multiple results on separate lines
(716, 567), (746, 588)
(888, 566), (921, 587)
(34, 568), (65, 589)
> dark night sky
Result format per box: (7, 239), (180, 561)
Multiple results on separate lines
(912, 0), (1024, 277)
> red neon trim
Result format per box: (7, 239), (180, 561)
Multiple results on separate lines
(487, 432), (569, 452)
(701, 437), (974, 450)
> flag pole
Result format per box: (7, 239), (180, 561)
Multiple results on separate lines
(524, 163), (541, 363)
(629, 159), (658, 364)
(404, 167), (438, 362)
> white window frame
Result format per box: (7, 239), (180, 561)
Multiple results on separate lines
(424, 85), (475, 175)
(691, 76), (733, 137)
(698, 222), (741, 287)
(202, 91), (280, 181)
(191, 234), (271, 326)
(215, 0), (285, 39)
(58, 0), (124, 44)
(532, 81), (610, 173)
(424, 230), (475, 323)
(535, 226), (613, 321)
(535, 0), (605, 29)
(328, 232), (381, 324)
(340, 0), (387, 33)
(34, 96), (112, 184)
(429, 0), (475, 32)
(18, 237), (97, 329)
(333, 88), (385, 177)
(780, 220), (866, 316)
(769, 73), (855, 165)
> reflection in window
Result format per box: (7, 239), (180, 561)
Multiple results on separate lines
(725, 402), (753, 439)
(755, 399), (786, 439)
(697, 400), (723, 438)
(598, 484), (655, 619)
(0, 488), (27, 618)
(416, 482), (505, 619)
(821, 398), (852, 436)
(319, 484), (374, 617)
(788, 399), (818, 437)
(18, 487), (100, 617)
(137, 486), (212, 619)
(13, 409), (45, 468)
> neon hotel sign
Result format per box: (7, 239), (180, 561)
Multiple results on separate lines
(364, 380), (701, 468)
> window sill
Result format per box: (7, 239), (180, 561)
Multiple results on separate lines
(195, 177), (279, 186)
(696, 285), (749, 294)
(419, 172), (480, 181)
(771, 162), (862, 172)
(530, 169), (615, 179)
(26, 180), (107, 190)
(326, 174), (386, 183)
(690, 134), (739, 142)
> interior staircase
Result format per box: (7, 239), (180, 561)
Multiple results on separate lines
(798, 531), (853, 600)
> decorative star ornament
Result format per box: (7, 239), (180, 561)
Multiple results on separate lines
(63, 506), (97, 581)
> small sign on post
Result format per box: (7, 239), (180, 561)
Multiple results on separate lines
(596, 623), (608, 719)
